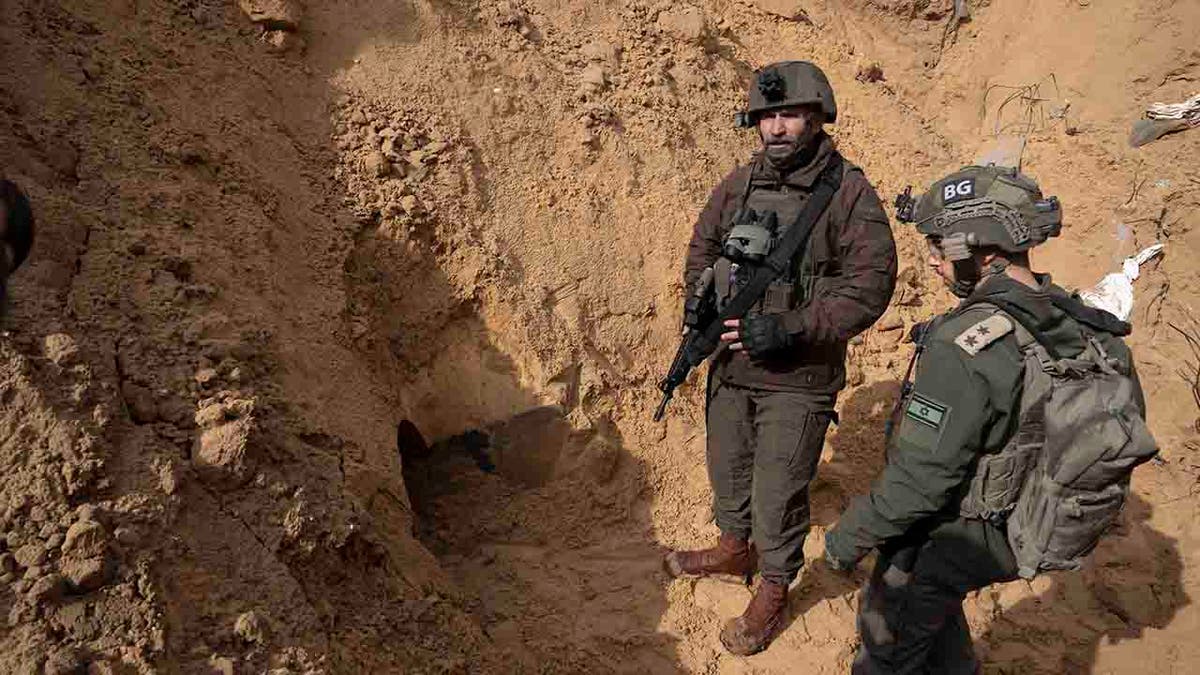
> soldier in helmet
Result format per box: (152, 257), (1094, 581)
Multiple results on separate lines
(663, 60), (897, 655)
(824, 165), (1146, 673)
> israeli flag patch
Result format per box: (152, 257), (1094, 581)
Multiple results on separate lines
(906, 392), (948, 429)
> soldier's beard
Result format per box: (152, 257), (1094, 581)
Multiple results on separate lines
(761, 128), (820, 170)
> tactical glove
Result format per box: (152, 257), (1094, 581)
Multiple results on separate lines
(822, 532), (857, 573)
(739, 314), (795, 361)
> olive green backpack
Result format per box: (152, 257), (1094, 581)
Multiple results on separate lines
(957, 296), (1158, 578)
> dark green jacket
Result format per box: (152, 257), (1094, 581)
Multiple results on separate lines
(825, 273), (1142, 569)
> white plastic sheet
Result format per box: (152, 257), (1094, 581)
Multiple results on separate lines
(1078, 244), (1165, 321)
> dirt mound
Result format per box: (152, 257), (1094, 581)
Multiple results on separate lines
(0, 0), (1198, 672)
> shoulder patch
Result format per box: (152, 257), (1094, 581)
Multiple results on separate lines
(953, 313), (1014, 356)
(906, 392), (949, 430)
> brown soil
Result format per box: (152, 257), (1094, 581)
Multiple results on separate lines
(0, 0), (1198, 673)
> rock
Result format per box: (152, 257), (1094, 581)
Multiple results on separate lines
(121, 382), (159, 424)
(44, 649), (84, 675)
(43, 334), (79, 366)
(234, 610), (270, 644)
(740, 0), (809, 21)
(657, 6), (708, 43)
(855, 61), (885, 83)
(193, 418), (255, 486)
(581, 40), (620, 65)
(847, 366), (866, 387)
(580, 64), (608, 92)
(380, 136), (401, 161)
(209, 655), (235, 675)
(195, 402), (230, 428)
(23, 565), (42, 580)
(13, 543), (47, 568)
(194, 368), (219, 386)
(399, 195), (419, 214)
(27, 573), (66, 604)
(260, 29), (305, 53)
(63, 520), (107, 559)
(876, 310), (904, 332)
(364, 151), (392, 178)
(237, 0), (302, 31)
(62, 556), (109, 593)
(44, 533), (64, 552)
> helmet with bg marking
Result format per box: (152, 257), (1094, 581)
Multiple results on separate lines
(906, 165), (1062, 253)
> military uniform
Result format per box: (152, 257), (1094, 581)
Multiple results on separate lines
(688, 133), (897, 584)
(664, 60), (897, 657)
(824, 166), (1147, 673)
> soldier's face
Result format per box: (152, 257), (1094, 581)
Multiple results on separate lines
(926, 237), (957, 288)
(757, 106), (820, 161)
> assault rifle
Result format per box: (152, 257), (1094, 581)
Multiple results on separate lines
(652, 153), (846, 421)
(653, 268), (717, 421)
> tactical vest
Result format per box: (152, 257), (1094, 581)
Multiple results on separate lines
(712, 174), (825, 317)
(952, 303), (1157, 578)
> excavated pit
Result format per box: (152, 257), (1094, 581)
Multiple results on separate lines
(0, 1), (1198, 673)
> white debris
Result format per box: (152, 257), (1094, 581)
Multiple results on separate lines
(1078, 244), (1165, 321)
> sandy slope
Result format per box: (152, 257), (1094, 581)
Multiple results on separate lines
(0, 0), (1197, 672)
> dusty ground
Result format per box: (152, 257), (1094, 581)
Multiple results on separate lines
(0, 0), (1198, 673)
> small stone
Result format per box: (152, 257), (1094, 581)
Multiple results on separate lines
(656, 6), (708, 43)
(43, 334), (79, 366)
(195, 368), (219, 386)
(23, 565), (42, 580)
(260, 29), (305, 53)
(27, 573), (66, 604)
(45, 533), (64, 551)
(13, 543), (47, 568)
(399, 195), (419, 214)
(62, 556), (109, 593)
(364, 151), (392, 178)
(195, 402), (230, 428)
(855, 61), (885, 83)
(0, 553), (15, 573)
(581, 40), (620, 65)
(234, 610), (270, 644)
(876, 310), (904, 332)
(580, 64), (608, 91)
(209, 655), (235, 675)
(63, 520), (107, 559)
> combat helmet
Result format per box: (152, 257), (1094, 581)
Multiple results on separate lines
(895, 165), (1063, 295)
(736, 61), (837, 128)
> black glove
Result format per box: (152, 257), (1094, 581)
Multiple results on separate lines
(739, 314), (795, 361)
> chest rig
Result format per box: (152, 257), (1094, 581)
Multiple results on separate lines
(714, 174), (817, 316)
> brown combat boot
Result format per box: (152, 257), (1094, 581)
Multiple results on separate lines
(663, 533), (757, 584)
(719, 578), (789, 656)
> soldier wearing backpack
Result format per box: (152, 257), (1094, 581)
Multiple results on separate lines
(823, 165), (1157, 673)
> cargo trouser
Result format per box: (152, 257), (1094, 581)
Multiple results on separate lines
(852, 520), (1018, 675)
(706, 379), (836, 585)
